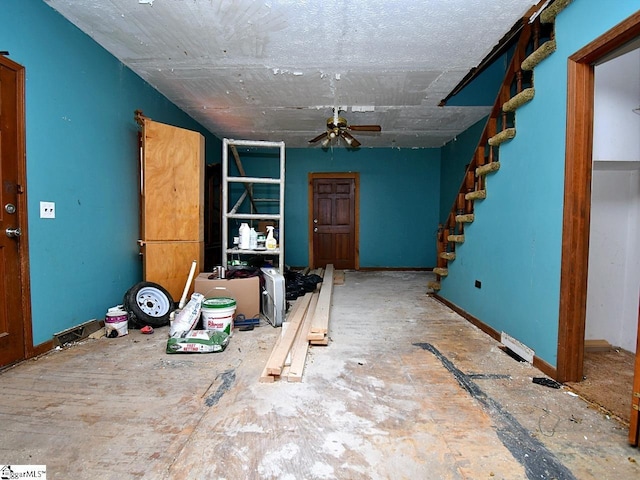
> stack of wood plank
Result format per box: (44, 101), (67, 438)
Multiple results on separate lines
(259, 265), (335, 383)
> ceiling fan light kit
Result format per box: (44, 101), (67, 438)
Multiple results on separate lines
(309, 109), (381, 148)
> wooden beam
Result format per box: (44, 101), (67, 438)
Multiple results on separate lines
(264, 292), (313, 377)
(309, 264), (334, 336)
(287, 292), (319, 382)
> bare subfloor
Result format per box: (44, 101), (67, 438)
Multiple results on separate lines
(0, 271), (638, 479)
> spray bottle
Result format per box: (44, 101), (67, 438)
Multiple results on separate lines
(265, 225), (277, 250)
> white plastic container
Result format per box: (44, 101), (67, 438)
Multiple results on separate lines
(249, 227), (258, 249)
(201, 297), (236, 336)
(239, 222), (250, 249)
(105, 306), (128, 337)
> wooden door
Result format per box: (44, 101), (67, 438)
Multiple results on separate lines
(630, 295), (640, 446)
(309, 173), (358, 270)
(138, 115), (204, 300)
(0, 56), (31, 367)
(140, 117), (204, 242)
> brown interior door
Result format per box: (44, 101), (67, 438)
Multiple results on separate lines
(0, 56), (30, 367)
(629, 294), (640, 446)
(310, 173), (358, 270)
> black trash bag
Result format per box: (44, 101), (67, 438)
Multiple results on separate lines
(302, 274), (323, 292)
(284, 270), (323, 300)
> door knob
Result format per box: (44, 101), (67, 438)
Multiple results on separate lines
(314, 227), (318, 232)
(6, 227), (21, 238)
(313, 219), (318, 224)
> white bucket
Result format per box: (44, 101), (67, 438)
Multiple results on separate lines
(105, 307), (128, 337)
(201, 297), (236, 336)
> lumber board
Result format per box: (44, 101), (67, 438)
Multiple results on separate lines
(287, 292), (319, 382)
(258, 370), (277, 383)
(259, 300), (306, 383)
(307, 331), (326, 341)
(309, 264), (334, 335)
(264, 292), (313, 376)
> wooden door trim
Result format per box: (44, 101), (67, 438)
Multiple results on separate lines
(557, 11), (640, 383)
(308, 172), (359, 269)
(1, 55), (34, 358)
(631, 294), (640, 446)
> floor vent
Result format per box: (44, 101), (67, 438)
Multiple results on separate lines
(500, 331), (534, 363)
(499, 345), (527, 362)
(53, 319), (103, 347)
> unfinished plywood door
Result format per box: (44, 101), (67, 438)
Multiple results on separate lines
(630, 295), (640, 446)
(309, 173), (358, 270)
(139, 116), (204, 300)
(140, 118), (204, 242)
(0, 56), (31, 367)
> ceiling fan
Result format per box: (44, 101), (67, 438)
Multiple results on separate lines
(308, 109), (381, 148)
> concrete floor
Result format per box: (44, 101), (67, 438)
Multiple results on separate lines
(0, 271), (638, 479)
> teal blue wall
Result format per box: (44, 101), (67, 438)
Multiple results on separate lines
(234, 147), (441, 268)
(438, 0), (640, 367)
(2, 0), (219, 345)
(439, 117), (487, 222)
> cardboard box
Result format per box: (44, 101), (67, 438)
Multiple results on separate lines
(193, 273), (261, 321)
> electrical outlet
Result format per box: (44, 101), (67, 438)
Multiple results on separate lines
(40, 201), (55, 219)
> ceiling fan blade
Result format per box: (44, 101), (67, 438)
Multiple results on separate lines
(309, 132), (328, 143)
(348, 125), (382, 132)
(341, 131), (361, 148)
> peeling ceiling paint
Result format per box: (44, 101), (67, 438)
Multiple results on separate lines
(46, 0), (538, 148)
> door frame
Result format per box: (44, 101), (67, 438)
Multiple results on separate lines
(557, 11), (640, 383)
(0, 55), (34, 361)
(308, 172), (359, 269)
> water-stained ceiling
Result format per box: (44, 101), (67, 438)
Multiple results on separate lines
(45, 0), (539, 148)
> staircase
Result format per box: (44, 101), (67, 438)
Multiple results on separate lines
(428, 0), (573, 292)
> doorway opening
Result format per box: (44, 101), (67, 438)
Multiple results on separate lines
(558, 11), (640, 444)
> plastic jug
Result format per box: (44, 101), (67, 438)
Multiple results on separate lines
(249, 227), (258, 249)
(239, 223), (250, 249)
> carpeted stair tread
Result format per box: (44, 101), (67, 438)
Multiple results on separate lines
(433, 267), (448, 277)
(476, 162), (500, 177)
(465, 190), (486, 201)
(427, 281), (441, 291)
(503, 88), (535, 112)
(540, 0), (573, 24)
(447, 234), (465, 243)
(488, 128), (516, 146)
(522, 40), (557, 71)
(455, 213), (475, 223)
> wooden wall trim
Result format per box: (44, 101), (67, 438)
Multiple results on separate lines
(433, 294), (558, 379)
(432, 294), (501, 341)
(1, 56), (35, 360)
(557, 10), (640, 383)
